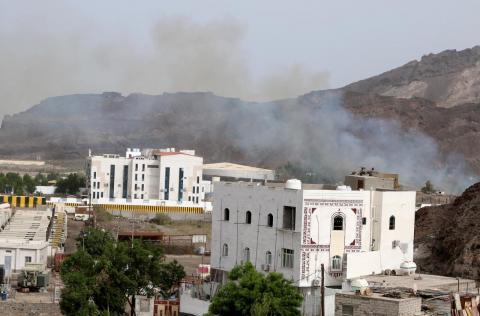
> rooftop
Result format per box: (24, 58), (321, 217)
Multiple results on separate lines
(362, 274), (476, 292)
(0, 209), (51, 242)
(203, 162), (273, 172)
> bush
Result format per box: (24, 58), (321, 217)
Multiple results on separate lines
(94, 206), (113, 223)
(150, 213), (173, 225)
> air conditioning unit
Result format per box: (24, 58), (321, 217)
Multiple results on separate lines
(261, 264), (270, 272)
(392, 240), (400, 248)
(312, 278), (321, 287)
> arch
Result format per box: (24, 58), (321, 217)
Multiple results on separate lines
(246, 211), (252, 224)
(265, 251), (272, 265)
(333, 215), (344, 231)
(224, 208), (230, 221)
(222, 243), (229, 257)
(331, 255), (342, 270)
(243, 247), (250, 262)
(389, 215), (395, 230)
(267, 213), (274, 227)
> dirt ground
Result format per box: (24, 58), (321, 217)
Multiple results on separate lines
(65, 215), (85, 254)
(166, 254), (211, 275)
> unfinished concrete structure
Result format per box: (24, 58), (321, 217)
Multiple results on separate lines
(344, 167), (400, 191)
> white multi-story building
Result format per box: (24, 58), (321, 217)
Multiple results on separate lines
(87, 148), (204, 204)
(211, 179), (416, 288)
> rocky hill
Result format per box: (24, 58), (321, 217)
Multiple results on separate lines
(1, 47), (480, 190)
(415, 182), (480, 279)
(345, 46), (480, 107)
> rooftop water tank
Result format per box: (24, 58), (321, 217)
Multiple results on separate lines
(285, 179), (302, 190)
(400, 261), (417, 275)
(351, 279), (369, 292)
(336, 185), (352, 191)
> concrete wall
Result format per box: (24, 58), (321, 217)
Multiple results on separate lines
(335, 293), (421, 316)
(0, 243), (48, 272)
(345, 248), (409, 279)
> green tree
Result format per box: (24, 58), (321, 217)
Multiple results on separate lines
(6, 172), (24, 195)
(60, 228), (186, 316)
(55, 173), (86, 195)
(421, 180), (435, 194)
(23, 174), (36, 194)
(208, 262), (303, 316)
(34, 173), (49, 186)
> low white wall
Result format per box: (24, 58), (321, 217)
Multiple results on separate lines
(345, 248), (406, 279)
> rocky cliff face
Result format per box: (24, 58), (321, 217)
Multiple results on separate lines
(415, 182), (480, 279)
(345, 46), (480, 107)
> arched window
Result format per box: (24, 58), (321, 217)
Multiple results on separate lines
(246, 211), (252, 224)
(267, 213), (273, 227)
(265, 251), (272, 265)
(222, 244), (228, 257)
(224, 208), (230, 221)
(331, 255), (342, 270)
(333, 215), (344, 231)
(389, 215), (395, 230)
(243, 247), (250, 262)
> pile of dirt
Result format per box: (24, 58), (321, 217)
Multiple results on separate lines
(415, 182), (480, 279)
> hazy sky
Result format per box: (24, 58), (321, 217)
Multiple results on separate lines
(0, 0), (479, 117)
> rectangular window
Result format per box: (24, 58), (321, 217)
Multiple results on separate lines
(122, 165), (128, 198)
(188, 196), (191, 201)
(93, 171), (96, 179)
(25, 256), (32, 263)
(178, 168), (184, 201)
(195, 197), (199, 204)
(342, 305), (354, 316)
(147, 165), (159, 168)
(134, 194), (137, 199)
(142, 164), (145, 171)
(141, 184), (144, 191)
(281, 248), (294, 268)
(142, 174), (145, 181)
(197, 176), (200, 184)
(135, 174), (138, 181)
(109, 165), (115, 198)
(283, 206), (296, 230)
(135, 184), (138, 190)
(135, 164), (138, 171)
(141, 194), (144, 199)
(362, 217), (367, 225)
(164, 167), (170, 200)
(101, 192), (104, 198)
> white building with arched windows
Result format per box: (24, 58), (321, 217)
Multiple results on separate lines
(210, 180), (416, 291)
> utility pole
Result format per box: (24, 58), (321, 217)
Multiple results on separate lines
(321, 264), (325, 316)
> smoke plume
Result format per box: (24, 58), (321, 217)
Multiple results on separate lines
(227, 91), (475, 192)
(0, 9), (328, 118)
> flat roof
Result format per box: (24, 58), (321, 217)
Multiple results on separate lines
(336, 291), (420, 302)
(0, 209), (51, 242)
(203, 162), (273, 172)
(362, 274), (476, 291)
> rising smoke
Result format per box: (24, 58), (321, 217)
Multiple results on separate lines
(227, 91), (475, 192)
(0, 3), (475, 192)
(0, 8), (328, 118)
